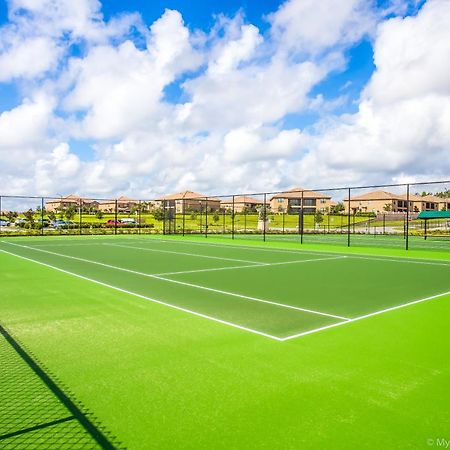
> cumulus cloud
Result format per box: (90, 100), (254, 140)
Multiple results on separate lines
(0, 0), (448, 199)
(296, 0), (450, 186)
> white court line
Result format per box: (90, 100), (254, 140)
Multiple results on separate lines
(104, 242), (268, 266)
(154, 255), (347, 276)
(127, 237), (450, 267)
(0, 249), (283, 341)
(280, 290), (450, 341)
(1, 245), (448, 343)
(1, 241), (349, 321)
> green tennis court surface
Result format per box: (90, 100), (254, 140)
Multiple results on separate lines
(1, 235), (449, 449)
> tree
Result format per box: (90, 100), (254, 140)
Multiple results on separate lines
(47, 211), (56, 222)
(23, 209), (35, 228)
(153, 207), (166, 221)
(6, 211), (18, 223)
(314, 210), (324, 228)
(383, 203), (392, 212)
(65, 205), (76, 221)
(330, 202), (344, 214)
(96, 210), (104, 220)
(257, 204), (270, 222)
(212, 211), (220, 224)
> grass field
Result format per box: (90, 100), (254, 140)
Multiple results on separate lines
(1, 234), (449, 449)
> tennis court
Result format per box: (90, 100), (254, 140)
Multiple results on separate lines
(1, 235), (450, 448)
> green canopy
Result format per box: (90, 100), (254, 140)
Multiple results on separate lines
(417, 210), (450, 219)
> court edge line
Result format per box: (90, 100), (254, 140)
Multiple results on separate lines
(127, 237), (450, 266)
(2, 241), (349, 321)
(280, 290), (450, 341)
(0, 248), (284, 341)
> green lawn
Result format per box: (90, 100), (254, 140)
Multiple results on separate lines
(0, 235), (449, 449)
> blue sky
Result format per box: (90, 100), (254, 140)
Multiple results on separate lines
(0, 0), (448, 198)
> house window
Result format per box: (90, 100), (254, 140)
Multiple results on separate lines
(303, 199), (316, 206)
(320, 199), (327, 204)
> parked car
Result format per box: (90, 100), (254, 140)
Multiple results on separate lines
(120, 218), (137, 225)
(52, 220), (67, 228)
(106, 219), (122, 226)
(0, 220), (11, 226)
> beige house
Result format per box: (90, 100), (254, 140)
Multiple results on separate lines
(344, 190), (449, 214)
(409, 194), (449, 212)
(154, 191), (221, 213)
(270, 187), (333, 213)
(220, 196), (264, 213)
(98, 196), (139, 213)
(45, 194), (99, 212)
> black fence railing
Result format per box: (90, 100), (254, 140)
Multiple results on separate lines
(0, 180), (449, 251)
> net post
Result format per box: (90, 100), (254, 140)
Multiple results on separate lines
(347, 188), (351, 247)
(232, 195), (235, 240)
(205, 197), (208, 238)
(263, 193), (267, 242)
(114, 199), (118, 235)
(406, 183), (410, 250)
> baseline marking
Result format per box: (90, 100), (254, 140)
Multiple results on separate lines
(1, 241), (349, 321)
(0, 249), (284, 341)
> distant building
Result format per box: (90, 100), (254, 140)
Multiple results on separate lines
(45, 194), (99, 212)
(98, 196), (139, 214)
(220, 196), (265, 213)
(269, 187), (333, 213)
(343, 190), (449, 214)
(154, 191), (221, 213)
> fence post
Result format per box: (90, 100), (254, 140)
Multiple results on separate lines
(383, 213), (385, 234)
(406, 184), (410, 250)
(114, 199), (118, 235)
(300, 191), (304, 244)
(182, 198), (185, 236)
(79, 198), (82, 235)
(138, 200), (141, 235)
(347, 188), (351, 247)
(232, 195), (235, 240)
(41, 197), (45, 236)
(0, 196), (2, 236)
(205, 198), (208, 238)
(263, 193), (267, 242)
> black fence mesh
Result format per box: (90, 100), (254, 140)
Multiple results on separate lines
(0, 180), (449, 251)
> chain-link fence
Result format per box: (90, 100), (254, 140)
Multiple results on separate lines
(1, 181), (448, 251)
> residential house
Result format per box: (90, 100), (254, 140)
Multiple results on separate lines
(45, 194), (99, 212)
(269, 187), (333, 214)
(154, 191), (221, 214)
(98, 196), (139, 214)
(344, 190), (449, 214)
(220, 196), (265, 213)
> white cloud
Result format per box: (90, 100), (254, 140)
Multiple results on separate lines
(269, 0), (376, 55)
(297, 0), (450, 186)
(0, 0), (448, 200)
